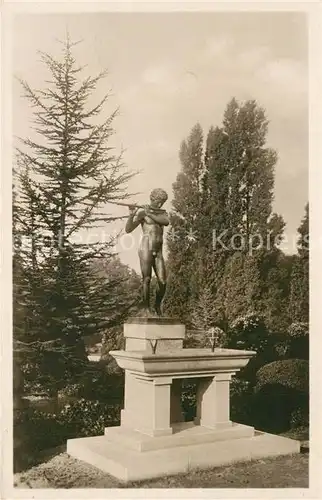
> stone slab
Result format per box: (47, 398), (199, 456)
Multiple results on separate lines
(67, 429), (300, 482)
(125, 338), (183, 353)
(109, 348), (255, 377)
(126, 316), (184, 325)
(124, 322), (185, 341)
(104, 421), (255, 452)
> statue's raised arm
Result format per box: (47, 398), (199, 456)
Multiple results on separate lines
(125, 207), (145, 233)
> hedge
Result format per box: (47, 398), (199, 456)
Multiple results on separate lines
(255, 359), (309, 394)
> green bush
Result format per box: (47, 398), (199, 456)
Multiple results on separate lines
(290, 407), (309, 429)
(14, 408), (64, 452)
(59, 364), (124, 404)
(227, 313), (271, 353)
(287, 322), (309, 360)
(14, 398), (121, 472)
(253, 359), (309, 433)
(288, 322), (309, 338)
(181, 379), (197, 421)
(255, 359), (309, 394)
(59, 398), (120, 438)
(230, 378), (253, 425)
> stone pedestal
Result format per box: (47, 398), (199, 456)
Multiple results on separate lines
(121, 374), (173, 437)
(195, 374), (232, 428)
(124, 317), (185, 353)
(67, 317), (301, 482)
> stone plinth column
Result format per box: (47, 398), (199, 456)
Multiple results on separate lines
(121, 374), (173, 437)
(195, 373), (233, 429)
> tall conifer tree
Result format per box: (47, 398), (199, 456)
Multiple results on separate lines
(164, 124), (204, 319)
(14, 37), (134, 394)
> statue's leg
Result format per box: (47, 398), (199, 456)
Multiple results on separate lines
(153, 253), (167, 316)
(139, 238), (153, 315)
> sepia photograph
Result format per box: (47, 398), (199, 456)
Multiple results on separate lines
(1, 1), (316, 496)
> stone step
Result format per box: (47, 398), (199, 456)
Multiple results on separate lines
(67, 429), (300, 482)
(103, 421), (255, 452)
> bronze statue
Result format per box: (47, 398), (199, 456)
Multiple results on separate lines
(125, 188), (169, 316)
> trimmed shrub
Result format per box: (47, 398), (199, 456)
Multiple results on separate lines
(255, 359), (309, 394)
(253, 359), (309, 433)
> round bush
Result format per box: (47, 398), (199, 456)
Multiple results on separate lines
(253, 359), (309, 433)
(255, 359), (309, 394)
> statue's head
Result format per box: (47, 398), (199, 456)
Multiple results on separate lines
(150, 188), (168, 208)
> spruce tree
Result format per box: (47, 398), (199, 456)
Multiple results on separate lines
(14, 37), (134, 394)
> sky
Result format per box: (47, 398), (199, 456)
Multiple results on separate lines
(12, 11), (308, 272)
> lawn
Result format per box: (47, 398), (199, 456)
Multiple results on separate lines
(14, 451), (308, 488)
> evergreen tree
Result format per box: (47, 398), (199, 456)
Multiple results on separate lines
(164, 124), (204, 319)
(289, 204), (309, 323)
(14, 36), (134, 394)
(209, 99), (286, 327)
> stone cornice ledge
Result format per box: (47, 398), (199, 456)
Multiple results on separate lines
(109, 348), (256, 377)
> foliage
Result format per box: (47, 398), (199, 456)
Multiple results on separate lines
(181, 379), (197, 421)
(76, 364), (124, 403)
(89, 256), (141, 332)
(284, 322), (309, 360)
(14, 398), (121, 471)
(59, 398), (120, 437)
(13, 36), (135, 396)
(165, 99), (289, 332)
(164, 124), (204, 319)
(257, 250), (294, 335)
(190, 286), (227, 335)
(230, 378), (253, 425)
(289, 204), (309, 323)
(14, 408), (65, 453)
(255, 359), (309, 394)
(226, 312), (271, 352)
(214, 253), (262, 324)
(216, 98), (279, 244)
(290, 407), (309, 429)
(288, 322), (309, 338)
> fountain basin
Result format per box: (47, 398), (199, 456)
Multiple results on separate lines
(109, 348), (256, 377)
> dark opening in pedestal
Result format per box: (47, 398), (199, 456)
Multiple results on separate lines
(180, 378), (198, 423)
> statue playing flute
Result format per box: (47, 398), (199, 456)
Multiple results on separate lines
(124, 188), (169, 316)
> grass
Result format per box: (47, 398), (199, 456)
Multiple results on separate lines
(14, 452), (308, 489)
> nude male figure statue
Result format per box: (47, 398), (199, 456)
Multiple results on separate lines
(125, 188), (169, 316)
